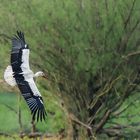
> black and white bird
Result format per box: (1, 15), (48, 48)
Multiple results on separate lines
(4, 31), (47, 121)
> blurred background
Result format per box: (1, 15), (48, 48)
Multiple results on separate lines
(0, 0), (140, 139)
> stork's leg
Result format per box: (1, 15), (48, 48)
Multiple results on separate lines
(31, 118), (36, 133)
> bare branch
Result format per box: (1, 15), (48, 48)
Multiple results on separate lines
(0, 132), (16, 140)
(69, 113), (92, 130)
(122, 50), (140, 58)
(124, 0), (136, 29)
(89, 75), (122, 109)
(95, 110), (111, 132)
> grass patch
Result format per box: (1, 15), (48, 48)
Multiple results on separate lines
(0, 92), (66, 134)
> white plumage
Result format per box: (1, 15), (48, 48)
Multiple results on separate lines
(4, 65), (16, 86)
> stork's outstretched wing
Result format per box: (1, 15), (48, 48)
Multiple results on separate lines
(11, 31), (47, 121)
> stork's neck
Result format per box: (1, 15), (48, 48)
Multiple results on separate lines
(34, 71), (44, 78)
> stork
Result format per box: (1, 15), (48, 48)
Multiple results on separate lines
(4, 31), (47, 121)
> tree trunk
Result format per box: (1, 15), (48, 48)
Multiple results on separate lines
(65, 113), (94, 140)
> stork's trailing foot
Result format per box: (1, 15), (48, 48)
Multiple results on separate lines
(31, 118), (36, 133)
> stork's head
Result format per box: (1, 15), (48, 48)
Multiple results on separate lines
(34, 71), (48, 79)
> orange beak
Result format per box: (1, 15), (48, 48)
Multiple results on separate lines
(42, 73), (48, 79)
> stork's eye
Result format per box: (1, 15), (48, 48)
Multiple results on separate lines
(41, 72), (45, 76)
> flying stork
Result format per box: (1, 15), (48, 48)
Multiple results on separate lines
(4, 31), (47, 121)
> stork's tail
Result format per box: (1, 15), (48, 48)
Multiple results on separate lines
(4, 65), (16, 87)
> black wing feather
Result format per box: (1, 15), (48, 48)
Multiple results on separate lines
(12, 31), (27, 53)
(18, 81), (47, 122)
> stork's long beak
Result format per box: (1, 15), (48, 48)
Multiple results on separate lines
(42, 73), (48, 79)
